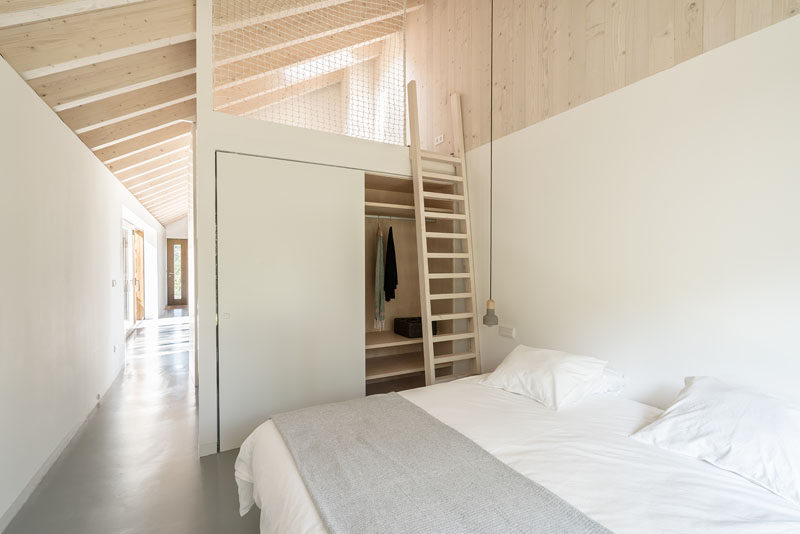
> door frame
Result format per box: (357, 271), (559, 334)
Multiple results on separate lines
(167, 238), (189, 306)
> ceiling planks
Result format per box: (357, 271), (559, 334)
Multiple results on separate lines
(30, 40), (196, 108)
(107, 134), (191, 171)
(115, 149), (191, 181)
(94, 121), (192, 162)
(214, 15), (404, 86)
(222, 69), (345, 116)
(79, 99), (196, 149)
(0, 0), (196, 74)
(59, 73), (196, 131)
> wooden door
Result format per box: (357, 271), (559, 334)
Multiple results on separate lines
(133, 230), (145, 320)
(167, 238), (188, 306)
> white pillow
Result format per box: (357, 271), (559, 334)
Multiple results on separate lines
(480, 345), (608, 410)
(567, 368), (627, 405)
(631, 376), (800, 506)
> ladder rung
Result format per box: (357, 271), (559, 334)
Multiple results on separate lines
(420, 150), (461, 164)
(434, 352), (477, 364)
(427, 252), (469, 259)
(422, 171), (463, 183)
(433, 332), (475, 343)
(426, 232), (467, 239)
(423, 191), (464, 201)
(428, 273), (470, 280)
(424, 212), (466, 220)
(430, 312), (474, 321)
(429, 292), (472, 300)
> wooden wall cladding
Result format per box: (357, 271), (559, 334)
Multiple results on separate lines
(407, 0), (799, 153)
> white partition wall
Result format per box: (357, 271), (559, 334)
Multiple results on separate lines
(216, 152), (365, 451)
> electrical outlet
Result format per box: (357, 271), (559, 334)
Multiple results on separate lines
(434, 134), (444, 146)
(113, 345), (117, 353)
(111, 279), (117, 288)
(499, 325), (516, 339)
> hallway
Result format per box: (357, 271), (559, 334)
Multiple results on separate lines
(5, 316), (258, 534)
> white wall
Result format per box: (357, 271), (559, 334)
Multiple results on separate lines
(0, 56), (166, 529)
(165, 215), (189, 239)
(467, 16), (800, 409)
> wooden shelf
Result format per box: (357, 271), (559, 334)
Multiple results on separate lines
(364, 202), (454, 218)
(365, 201), (415, 218)
(366, 352), (425, 381)
(365, 330), (422, 350)
(365, 351), (454, 381)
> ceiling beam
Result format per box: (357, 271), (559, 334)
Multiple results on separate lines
(214, 40), (382, 108)
(147, 196), (187, 211)
(213, 0), (350, 31)
(0, 1), (146, 27)
(80, 99), (195, 149)
(59, 74), (195, 131)
(107, 134), (191, 172)
(121, 160), (189, 186)
(124, 166), (187, 190)
(225, 69), (345, 117)
(214, 0), (420, 65)
(30, 40), (195, 109)
(214, 15), (403, 86)
(0, 0), (195, 74)
(94, 121), (192, 162)
(139, 183), (189, 204)
(115, 149), (191, 181)
(130, 173), (187, 195)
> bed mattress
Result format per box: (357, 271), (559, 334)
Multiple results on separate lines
(235, 376), (800, 533)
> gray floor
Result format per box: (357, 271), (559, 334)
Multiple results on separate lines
(5, 314), (259, 534)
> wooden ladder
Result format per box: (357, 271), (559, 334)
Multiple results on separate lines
(407, 80), (482, 386)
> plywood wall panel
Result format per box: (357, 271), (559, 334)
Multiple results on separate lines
(407, 0), (798, 152)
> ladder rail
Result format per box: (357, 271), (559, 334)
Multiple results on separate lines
(449, 92), (483, 377)
(407, 80), (437, 386)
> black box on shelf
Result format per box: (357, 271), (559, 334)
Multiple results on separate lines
(393, 317), (438, 338)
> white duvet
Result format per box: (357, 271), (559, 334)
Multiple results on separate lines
(235, 376), (800, 533)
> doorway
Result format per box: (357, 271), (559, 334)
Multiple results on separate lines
(167, 238), (188, 306)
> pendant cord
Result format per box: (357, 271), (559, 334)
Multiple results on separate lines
(489, 0), (494, 300)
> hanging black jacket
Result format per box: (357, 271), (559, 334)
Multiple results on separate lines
(384, 227), (398, 302)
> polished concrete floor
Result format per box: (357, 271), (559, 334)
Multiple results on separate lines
(5, 314), (259, 534)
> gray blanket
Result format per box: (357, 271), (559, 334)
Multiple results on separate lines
(272, 392), (612, 534)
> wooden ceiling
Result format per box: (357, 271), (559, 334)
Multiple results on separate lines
(0, 0), (418, 225)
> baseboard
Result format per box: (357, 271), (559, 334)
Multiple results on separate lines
(0, 369), (123, 532)
(199, 441), (218, 457)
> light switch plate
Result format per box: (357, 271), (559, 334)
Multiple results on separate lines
(499, 325), (516, 339)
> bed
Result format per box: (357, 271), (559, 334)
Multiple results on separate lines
(235, 376), (800, 533)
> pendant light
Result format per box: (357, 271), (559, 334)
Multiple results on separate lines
(483, 0), (498, 327)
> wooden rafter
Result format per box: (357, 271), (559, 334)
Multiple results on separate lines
(131, 174), (188, 196)
(0, 0), (195, 74)
(214, 15), (403, 86)
(214, 40), (382, 108)
(107, 134), (191, 172)
(224, 69), (345, 116)
(59, 74), (195, 131)
(31, 41), (196, 108)
(126, 167), (188, 190)
(80, 99), (195, 149)
(139, 183), (188, 204)
(116, 149), (191, 181)
(213, 0), (420, 64)
(0, 1), (147, 26)
(94, 121), (192, 162)
(212, 0), (348, 29)
(122, 160), (190, 186)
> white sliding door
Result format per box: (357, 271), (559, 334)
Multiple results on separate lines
(217, 152), (365, 451)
